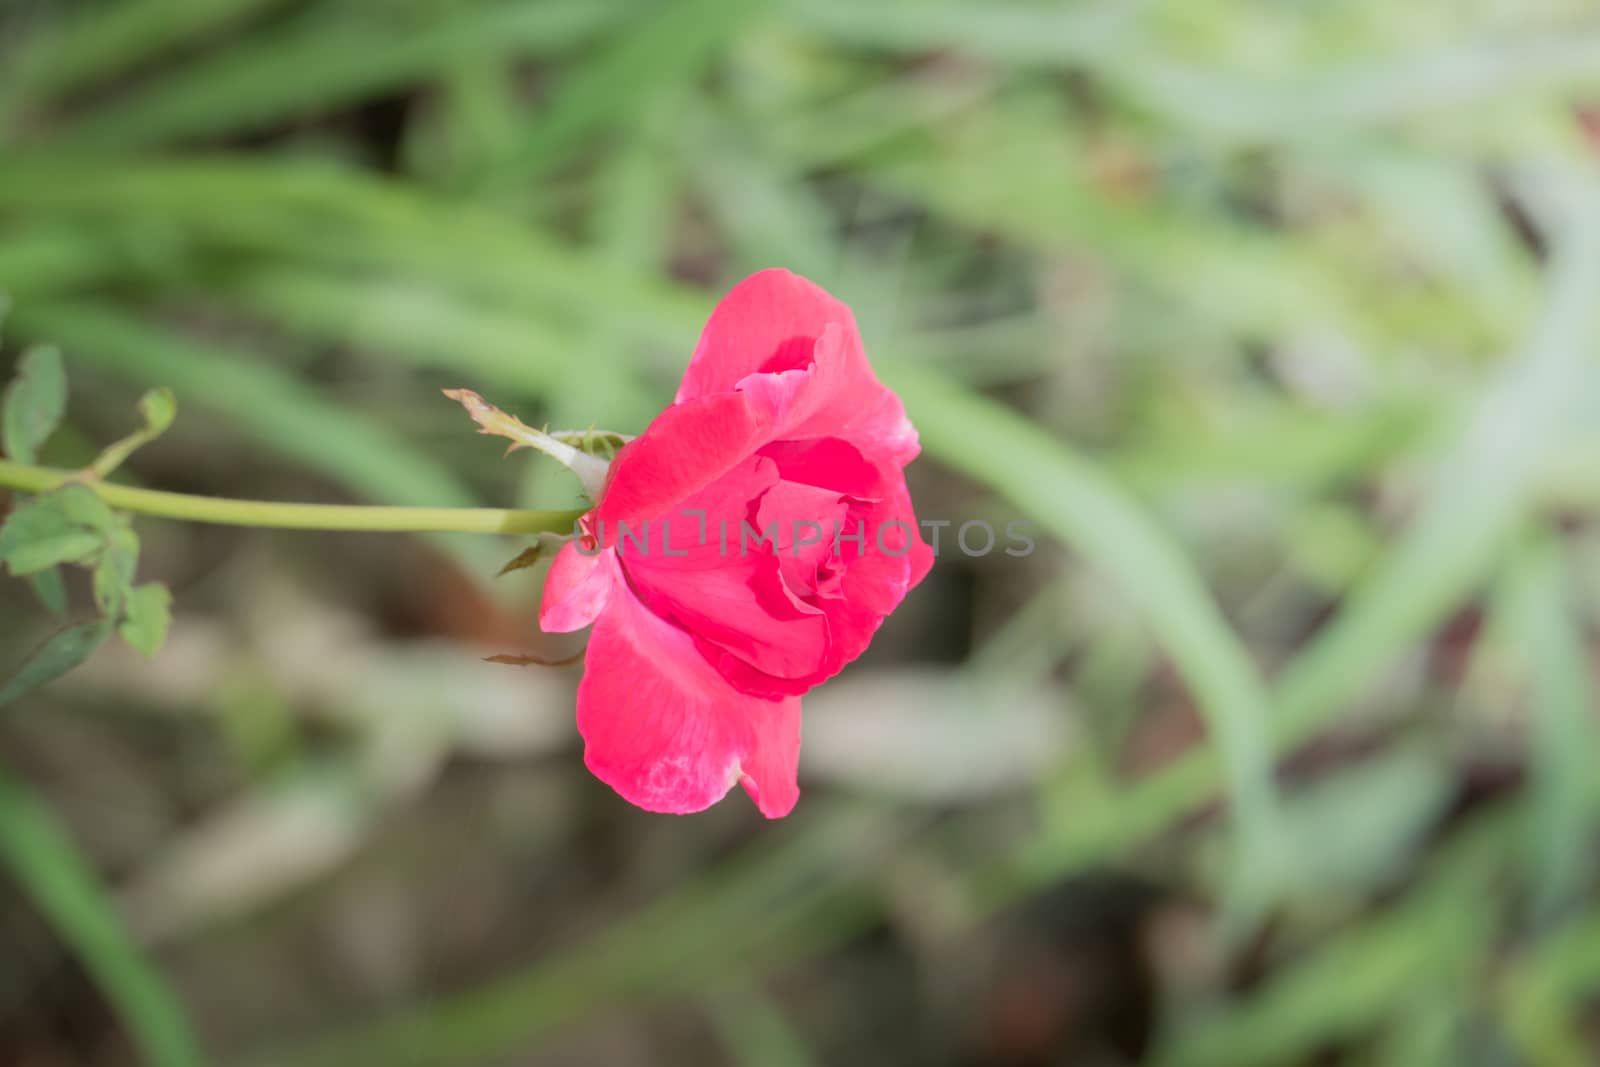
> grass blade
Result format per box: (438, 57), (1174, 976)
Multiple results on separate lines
(1504, 535), (1598, 915)
(44, 1), (631, 149)
(1274, 171), (1600, 733)
(474, 0), (769, 190)
(0, 0), (292, 131)
(0, 768), (202, 1067)
(883, 362), (1285, 900)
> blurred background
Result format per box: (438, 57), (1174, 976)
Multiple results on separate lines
(3, 0), (1600, 1064)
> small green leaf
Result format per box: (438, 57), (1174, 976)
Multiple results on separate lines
(92, 525), (140, 616)
(48, 484), (117, 531)
(2, 346), (66, 464)
(0, 486), (115, 576)
(138, 388), (177, 436)
(1, 527), (103, 576)
(89, 386), (179, 478)
(117, 582), (172, 659)
(27, 567), (69, 616)
(0, 619), (112, 707)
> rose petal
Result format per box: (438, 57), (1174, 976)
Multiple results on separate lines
(754, 479), (849, 599)
(597, 390), (768, 525)
(577, 557), (801, 817)
(635, 550), (828, 684)
(736, 323), (919, 466)
(759, 436), (885, 501)
(712, 468), (934, 697)
(624, 455), (831, 686)
(539, 540), (613, 633)
(824, 477), (936, 657)
(838, 476), (935, 616)
(676, 269), (856, 402)
(737, 697), (801, 818)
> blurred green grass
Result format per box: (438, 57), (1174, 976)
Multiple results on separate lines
(3, 0), (1600, 1065)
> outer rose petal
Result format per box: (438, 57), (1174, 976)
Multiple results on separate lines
(577, 556), (800, 817)
(676, 269), (855, 402)
(597, 390), (769, 525)
(678, 270), (919, 466)
(736, 323), (919, 466)
(604, 275), (919, 531)
(737, 697), (801, 818)
(539, 540), (612, 633)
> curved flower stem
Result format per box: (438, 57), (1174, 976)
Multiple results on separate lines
(0, 459), (587, 535)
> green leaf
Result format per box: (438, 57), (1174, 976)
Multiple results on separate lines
(2, 345), (66, 464)
(0, 768), (203, 1067)
(27, 567), (69, 615)
(0, 485), (116, 576)
(90, 386), (178, 477)
(0, 619), (112, 707)
(93, 525), (140, 616)
(118, 582), (172, 658)
(0, 519), (103, 576)
(138, 386), (177, 436)
(50, 483), (118, 530)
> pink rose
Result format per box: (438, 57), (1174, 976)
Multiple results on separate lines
(540, 269), (933, 817)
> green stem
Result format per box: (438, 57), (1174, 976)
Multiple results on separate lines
(0, 459), (588, 534)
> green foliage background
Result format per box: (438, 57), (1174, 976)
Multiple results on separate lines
(3, 0), (1600, 1064)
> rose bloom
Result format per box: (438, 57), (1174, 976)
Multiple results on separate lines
(539, 270), (933, 817)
